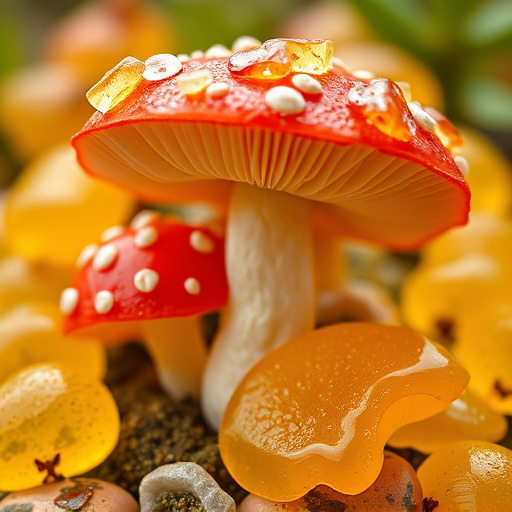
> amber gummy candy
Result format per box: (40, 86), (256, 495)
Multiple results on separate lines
(219, 322), (468, 501)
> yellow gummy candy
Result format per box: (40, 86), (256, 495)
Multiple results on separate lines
(0, 363), (119, 491)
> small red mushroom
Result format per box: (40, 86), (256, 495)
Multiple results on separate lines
(61, 212), (227, 400)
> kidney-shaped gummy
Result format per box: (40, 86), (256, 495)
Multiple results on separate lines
(219, 323), (468, 501)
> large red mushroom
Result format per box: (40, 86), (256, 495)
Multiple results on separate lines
(61, 212), (227, 400)
(72, 37), (470, 429)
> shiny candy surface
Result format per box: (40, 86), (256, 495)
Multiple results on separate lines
(229, 38), (333, 79)
(238, 451), (422, 511)
(348, 78), (416, 141)
(0, 363), (119, 491)
(86, 56), (144, 114)
(0, 302), (106, 384)
(417, 441), (512, 510)
(219, 323), (468, 500)
(389, 389), (507, 453)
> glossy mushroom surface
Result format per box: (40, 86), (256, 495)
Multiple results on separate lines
(219, 323), (469, 500)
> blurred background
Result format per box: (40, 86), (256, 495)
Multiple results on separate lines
(0, 0), (510, 190)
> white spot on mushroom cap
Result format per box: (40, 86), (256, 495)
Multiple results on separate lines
(190, 50), (205, 60)
(205, 44), (231, 59)
(93, 244), (118, 271)
(143, 54), (183, 81)
(134, 269), (160, 293)
(100, 225), (125, 242)
(139, 462), (235, 512)
(396, 81), (412, 103)
(190, 230), (215, 253)
(177, 54), (190, 63)
(352, 69), (376, 80)
(135, 226), (158, 248)
(408, 101), (438, 133)
(60, 288), (79, 315)
(206, 82), (230, 98)
(291, 74), (323, 95)
(130, 210), (162, 230)
(231, 36), (261, 53)
(184, 277), (201, 295)
(94, 290), (114, 314)
(177, 70), (213, 95)
(454, 155), (470, 177)
(265, 86), (306, 115)
(76, 244), (98, 268)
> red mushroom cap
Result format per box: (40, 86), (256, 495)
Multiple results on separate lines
(72, 39), (470, 250)
(62, 217), (227, 334)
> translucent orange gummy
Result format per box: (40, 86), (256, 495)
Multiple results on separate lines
(219, 323), (468, 500)
(389, 389), (507, 453)
(228, 38), (333, 79)
(0, 302), (106, 384)
(239, 451), (422, 511)
(347, 78), (416, 142)
(86, 56), (144, 114)
(417, 441), (512, 510)
(0, 363), (119, 491)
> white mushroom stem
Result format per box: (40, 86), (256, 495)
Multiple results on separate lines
(201, 183), (315, 430)
(144, 316), (207, 401)
(139, 462), (235, 512)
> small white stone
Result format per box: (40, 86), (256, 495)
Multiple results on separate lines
(265, 86), (306, 115)
(184, 277), (201, 295)
(60, 288), (79, 315)
(134, 268), (160, 293)
(177, 54), (190, 63)
(92, 244), (118, 271)
(94, 290), (114, 314)
(291, 74), (323, 95)
(143, 54), (183, 81)
(206, 82), (230, 98)
(205, 44), (231, 59)
(231, 35), (261, 53)
(190, 50), (205, 59)
(135, 226), (158, 248)
(190, 230), (215, 253)
(76, 244), (98, 268)
(353, 69), (376, 80)
(130, 210), (162, 230)
(454, 155), (470, 177)
(100, 225), (125, 242)
(396, 81), (412, 102)
(408, 101), (438, 133)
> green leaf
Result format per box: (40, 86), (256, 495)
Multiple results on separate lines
(462, 0), (512, 49)
(459, 76), (512, 130)
(346, 0), (436, 58)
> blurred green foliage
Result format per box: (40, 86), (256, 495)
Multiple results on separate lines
(347, 0), (512, 130)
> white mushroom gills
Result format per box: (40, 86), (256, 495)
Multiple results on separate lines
(92, 244), (118, 271)
(135, 226), (158, 248)
(143, 54), (182, 81)
(265, 86), (306, 115)
(134, 269), (160, 293)
(60, 288), (79, 315)
(94, 290), (114, 314)
(184, 277), (201, 295)
(76, 244), (98, 268)
(100, 225), (125, 242)
(206, 82), (230, 98)
(454, 155), (470, 177)
(190, 230), (215, 253)
(291, 74), (323, 95)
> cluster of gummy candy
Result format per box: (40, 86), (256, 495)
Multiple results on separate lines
(1, 4), (512, 511)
